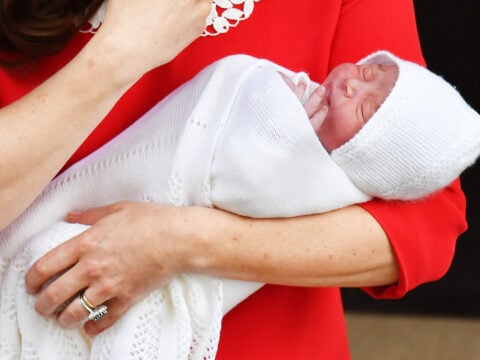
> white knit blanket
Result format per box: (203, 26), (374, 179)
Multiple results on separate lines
(0, 55), (370, 360)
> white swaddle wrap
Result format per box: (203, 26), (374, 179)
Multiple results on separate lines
(0, 55), (370, 359)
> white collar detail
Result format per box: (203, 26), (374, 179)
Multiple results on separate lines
(203, 0), (261, 36)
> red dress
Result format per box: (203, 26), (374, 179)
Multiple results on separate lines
(0, 0), (467, 358)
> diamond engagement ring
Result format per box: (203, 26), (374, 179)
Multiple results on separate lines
(79, 293), (108, 322)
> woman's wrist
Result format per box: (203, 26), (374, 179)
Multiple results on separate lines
(81, 0), (211, 86)
(77, 33), (142, 89)
(168, 205), (398, 288)
(168, 206), (251, 280)
(171, 206), (270, 283)
(168, 206), (220, 274)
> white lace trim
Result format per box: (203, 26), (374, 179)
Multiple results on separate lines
(203, 0), (261, 36)
(79, 0), (260, 35)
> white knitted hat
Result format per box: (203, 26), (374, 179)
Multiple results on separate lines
(331, 50), (480, 200)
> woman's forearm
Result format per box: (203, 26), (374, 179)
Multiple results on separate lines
(0, 0), (211, 230)
(0, 40), (135, 230)
(181, 204), (398, 288)
(22, 200), (396, 334)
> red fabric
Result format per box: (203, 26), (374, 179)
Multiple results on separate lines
(0, 0), (467, 358)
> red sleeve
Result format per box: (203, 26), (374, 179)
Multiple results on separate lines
(329, 0), (467, 298)
(362, 180), (467, 298)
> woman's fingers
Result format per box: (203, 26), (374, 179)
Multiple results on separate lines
(83, 297), (131, 335)
(32, 265), (88, 318)
(26, 201), (185, 334)
(25, 230), (92, 295)
(67, 203), (123, 225)
(29, 235), (110, 320)
(57, 284), (114, 329)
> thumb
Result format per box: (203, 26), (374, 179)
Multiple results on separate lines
(67, 203), (119, 225)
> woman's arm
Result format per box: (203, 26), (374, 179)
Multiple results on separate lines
(183, 205), (397, 287)
(0, 0), (210, 230)
(25, 201), (395, 335)
(0, 39), (130, 230)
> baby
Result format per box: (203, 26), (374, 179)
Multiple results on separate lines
(1, 51), (479, 359)
(281, 54), (398, 153)
(290, 50), (480, 200)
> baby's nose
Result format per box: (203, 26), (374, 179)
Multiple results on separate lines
(345, 77), (362, 97)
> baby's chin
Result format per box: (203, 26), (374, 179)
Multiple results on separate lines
(315, 118), (347, 153)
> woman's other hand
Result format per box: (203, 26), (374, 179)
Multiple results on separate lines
(0, 1), (211, 230)
(91, 0), (212, 83)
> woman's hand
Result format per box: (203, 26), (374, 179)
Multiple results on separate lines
(91, 0), (212, 83)
(24, 201), (192, 335)
(24, 201), (397, 335)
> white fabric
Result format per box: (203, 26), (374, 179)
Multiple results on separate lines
(203, 0), (261, 36)
(0, 54), (369, 360)
(332, 50), (480, 200)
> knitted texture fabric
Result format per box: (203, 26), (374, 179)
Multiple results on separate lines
(331, 50), (480, 200)
(0, 55), (369, 360)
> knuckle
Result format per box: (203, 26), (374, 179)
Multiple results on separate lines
(75, 231), (99, 253)
(38, 288), (62, 309)
(62, 305), (81, 321)
(200, 1), (212, 16)
(121, 290), (136, 304)
(96, 280), (116, 299)
(193, 3), (211, 32)
(31, 258), (50, 278)
(83, 257), (108, 279)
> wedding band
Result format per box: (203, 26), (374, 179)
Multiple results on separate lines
(79, 293), (108, 322)
(80, 293), (96, 309)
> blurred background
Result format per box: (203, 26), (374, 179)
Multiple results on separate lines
(343, 1), (480, 358)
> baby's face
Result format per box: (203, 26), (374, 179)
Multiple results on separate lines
(317, 62), (398, 152)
